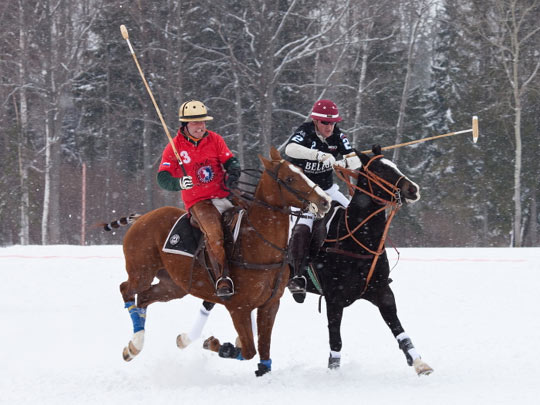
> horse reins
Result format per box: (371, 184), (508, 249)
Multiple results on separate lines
(328, 155), (404, 295)
(228, 160), (322, 267)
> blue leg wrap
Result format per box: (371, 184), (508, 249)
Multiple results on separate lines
(254, 358), (272, 377)
(125, 301), (146, 333)
(260, 359), (272, 369)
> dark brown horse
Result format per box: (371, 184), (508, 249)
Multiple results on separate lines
(115, 147), (331, 376)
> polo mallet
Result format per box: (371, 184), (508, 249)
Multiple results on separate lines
(361, 116), (479, 154)
(120, 24), (187, 176)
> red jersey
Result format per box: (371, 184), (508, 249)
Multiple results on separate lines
(158, 129), (234, 210)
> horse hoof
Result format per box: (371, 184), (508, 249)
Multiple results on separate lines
(122, 346), (133, 362)
(203, 336), (221, 352)
(254, 360), (272, 377)
(413, 358), (434, 376)
(328, 356), (341, 370)
(122, 341), (140, 362)
(176, 333), (191, 349)
(292, 291), (306, 304)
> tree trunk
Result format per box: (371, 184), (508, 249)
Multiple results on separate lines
(17, 0), (30, 245)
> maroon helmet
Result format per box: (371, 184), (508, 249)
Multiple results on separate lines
(310, 99), (342, 122)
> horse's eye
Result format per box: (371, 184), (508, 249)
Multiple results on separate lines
(286, 176), (294, 184)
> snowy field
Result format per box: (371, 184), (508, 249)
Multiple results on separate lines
(1, 245), (539, 405)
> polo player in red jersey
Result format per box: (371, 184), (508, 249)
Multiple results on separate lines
(157, 100), (241, 297)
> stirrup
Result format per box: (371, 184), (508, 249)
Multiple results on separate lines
(216, 276), (234, 297)
(287, 275), (306, 293)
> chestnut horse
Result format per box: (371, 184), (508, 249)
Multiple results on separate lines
(116, 147), (331, 376)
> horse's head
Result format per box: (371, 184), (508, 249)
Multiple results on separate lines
(258, 147), (331, 218)
(352, 147), (420, 205)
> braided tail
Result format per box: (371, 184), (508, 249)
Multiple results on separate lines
(101, 213), (141, 231)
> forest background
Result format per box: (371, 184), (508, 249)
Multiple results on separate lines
(1, 0), (539, 247)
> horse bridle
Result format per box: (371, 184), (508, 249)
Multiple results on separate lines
(228, 159), (324, 258)
(265, 160), (323, 215)
(329, 155), (405, 295)
(231, 160), (323, 217)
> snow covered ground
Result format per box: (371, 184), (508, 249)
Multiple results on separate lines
(1, 245), (539, 405)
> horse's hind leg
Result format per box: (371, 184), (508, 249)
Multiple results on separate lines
(119, 261), (160, 362)
(120, 280), (148, 362)
(137, 269), (187, 308)
(326, 301), (344, 369)
(371, 285), (433, 375)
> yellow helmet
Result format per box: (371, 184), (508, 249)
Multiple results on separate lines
(178, 100), (213, 122)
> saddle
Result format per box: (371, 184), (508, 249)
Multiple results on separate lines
(163, 208), (245, 258)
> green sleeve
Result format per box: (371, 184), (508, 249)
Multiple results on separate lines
(157, 170), (181, 191)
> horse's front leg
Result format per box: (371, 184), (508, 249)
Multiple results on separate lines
(326, 301), (344, 369)
(254, 299), (280, 377)
(372, 284), (433, 376)
(227, 308), (256, 360)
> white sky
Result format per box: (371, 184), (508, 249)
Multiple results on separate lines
(1, 245), (539, 405)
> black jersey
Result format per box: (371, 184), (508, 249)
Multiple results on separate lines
(285, 122), (354, 190)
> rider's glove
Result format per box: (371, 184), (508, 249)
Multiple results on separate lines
(179, 175), (194, 190)
(343, 152), (361, 170)
(316, 151), (336, 168)
(225, 173), (239, 190)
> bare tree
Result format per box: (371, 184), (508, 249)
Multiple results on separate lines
(189, 0), (355, 156)
(392, 0), (434, 163)
(481, 0), (540, 246)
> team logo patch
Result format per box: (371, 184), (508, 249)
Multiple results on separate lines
(170, 234), (180, 245)
(197, 166), (214, 183)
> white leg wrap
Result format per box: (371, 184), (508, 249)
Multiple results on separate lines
(130, 330), (145, 352)
(396, 332), (408, 341)
(187, 305), (212, 341)
(251, 310), (257, 339)
(330, 350), (341, 359)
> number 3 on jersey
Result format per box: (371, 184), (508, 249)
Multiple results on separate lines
(180, 150), (191, 164)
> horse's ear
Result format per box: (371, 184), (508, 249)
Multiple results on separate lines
(270, 147), (281, 161)
(259, 154), (273, 170)
(354, 148), (371, 166)
(372, 144), (382, 156)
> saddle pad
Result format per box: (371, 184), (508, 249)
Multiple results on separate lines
(162, 214), (203, 257)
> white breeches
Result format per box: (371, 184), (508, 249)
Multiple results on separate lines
(290, 184), (349, 231)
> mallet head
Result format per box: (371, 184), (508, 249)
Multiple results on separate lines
(120, 25), (129, 40)
(472, 116), (479, 143)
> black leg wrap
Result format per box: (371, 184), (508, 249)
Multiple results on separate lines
(218, 342), (241, 359)
(398, 337), (414, 366)
(255, 362), (271, 377)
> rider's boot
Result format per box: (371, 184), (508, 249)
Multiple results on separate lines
(287, 224), (311, 301)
